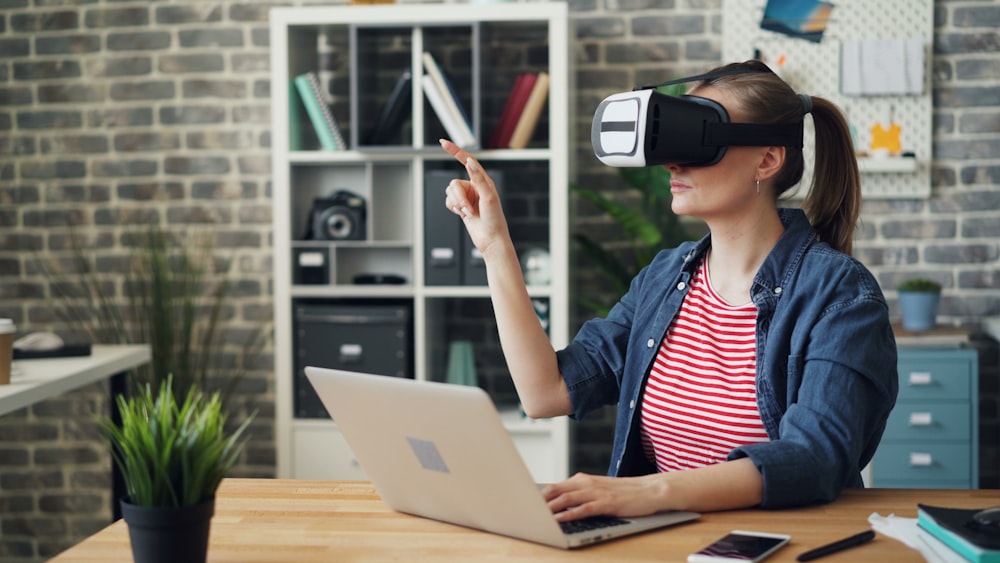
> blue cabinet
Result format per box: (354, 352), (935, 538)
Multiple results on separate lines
(871, 347), (979, 488)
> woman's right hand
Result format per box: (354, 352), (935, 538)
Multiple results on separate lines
(439, 139), (512, 259)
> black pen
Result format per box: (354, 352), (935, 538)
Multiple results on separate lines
(796, 530), (875, 561)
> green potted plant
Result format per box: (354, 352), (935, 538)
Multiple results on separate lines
(897, 277), (942, 331)
(43, 226), (267, 410)
(98, 376), (254, 563)
(571, 166), (695, 316)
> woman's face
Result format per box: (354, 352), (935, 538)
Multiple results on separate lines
(666, 86), (772, 221)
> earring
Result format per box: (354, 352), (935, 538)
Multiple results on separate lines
(756, 178), (760, 194)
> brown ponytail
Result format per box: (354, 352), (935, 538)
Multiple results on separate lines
(696, 61), (862, 255)
(801, 96), (861, 255)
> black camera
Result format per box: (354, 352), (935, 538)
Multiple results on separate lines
(306, 190), (367, 241)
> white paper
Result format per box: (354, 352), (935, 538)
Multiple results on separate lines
(841, 40), (863, 95)
(905, 37), (925, 94)
(841, 38), (925, 96)
(867, 513), (965, 563)
(861, 38), (908, 95)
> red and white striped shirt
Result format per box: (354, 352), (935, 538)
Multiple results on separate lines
(639, 257), (769, 472)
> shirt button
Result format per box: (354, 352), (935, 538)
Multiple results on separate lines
(629, 400), (636, 409)
(774, 287), (783, 295)
(676, 282), (686, 290)
(647, 338), (655, 348)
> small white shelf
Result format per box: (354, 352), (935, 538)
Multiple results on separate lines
(858, 156), (918, 174)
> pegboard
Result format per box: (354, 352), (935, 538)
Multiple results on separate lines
(722, 0), (933, 199)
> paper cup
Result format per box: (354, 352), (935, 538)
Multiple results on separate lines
(0, 319), (15, 385)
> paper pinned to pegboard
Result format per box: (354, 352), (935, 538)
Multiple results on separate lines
(722, 0), (933, 199)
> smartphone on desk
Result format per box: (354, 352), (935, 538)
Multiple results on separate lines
(687, 530), (791, 562)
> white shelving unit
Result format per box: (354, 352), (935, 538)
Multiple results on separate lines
(270, 4), (571, 483)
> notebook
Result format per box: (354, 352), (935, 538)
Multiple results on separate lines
(304, 366), (700, 548)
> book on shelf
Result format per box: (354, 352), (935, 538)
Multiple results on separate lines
(507, 71), (549, 149)
(421, 52), (475, 147)
(488, 72), (538, 149)
(366, 68), (412, 145)
(293, 71), (347, 151)
(421, 73), (473, 148)
(288, 81), (305, 151)
(917, 504), (1000, 563)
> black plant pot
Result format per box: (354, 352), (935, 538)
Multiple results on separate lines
(120, 498), (215, 563)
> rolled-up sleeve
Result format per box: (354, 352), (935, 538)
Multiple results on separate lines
(731, 292), (898, 508)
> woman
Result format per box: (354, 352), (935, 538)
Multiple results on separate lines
(440, 60), (897, 522)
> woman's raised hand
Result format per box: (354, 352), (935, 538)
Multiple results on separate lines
(439, 139), (512, 258)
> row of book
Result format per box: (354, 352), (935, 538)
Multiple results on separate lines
(486, 70), (549, 150)
(292, 60), (549, 151)
(420, 52), (475, 147)
(917, 504), (1000, 562)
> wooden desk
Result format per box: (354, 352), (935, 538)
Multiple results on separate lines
(0, 344), (151, 416)
(51, 478), (1000, 562)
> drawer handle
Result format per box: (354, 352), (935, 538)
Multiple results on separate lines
(908, 412), (933, 426)
(909, 452), (933, 467)
(908, 372), (933, 386)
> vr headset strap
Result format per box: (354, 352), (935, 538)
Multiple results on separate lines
(705, 122), (804, 148)
(633, 67), (771, 92)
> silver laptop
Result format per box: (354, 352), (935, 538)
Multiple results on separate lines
(305, 366), (700, 549)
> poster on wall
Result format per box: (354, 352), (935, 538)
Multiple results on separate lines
(759, 0), (835, 43)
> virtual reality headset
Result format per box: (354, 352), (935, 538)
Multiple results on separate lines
(592, 67), (805, 167)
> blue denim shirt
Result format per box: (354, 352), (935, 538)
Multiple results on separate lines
(556, 209), (898, 508)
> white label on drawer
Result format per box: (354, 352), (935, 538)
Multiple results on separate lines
(908, 412), (933, 426)
(431, 247), (455, 260)
(298, 251), (325, 267)
(909, 452), (933, 466)
(908, 371), (933, 385)
(339, 343), (362, 362)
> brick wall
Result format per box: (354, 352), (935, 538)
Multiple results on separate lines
(0, 2), (276, 561)
(0, 1), (997, 561)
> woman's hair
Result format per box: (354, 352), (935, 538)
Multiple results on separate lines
(695, 60), (861, 255)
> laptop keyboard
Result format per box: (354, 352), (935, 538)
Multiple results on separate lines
(560, 515), (631, 535)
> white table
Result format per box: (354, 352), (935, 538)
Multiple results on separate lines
(1, 344), (151, 519)
(0, 344), (151, 416)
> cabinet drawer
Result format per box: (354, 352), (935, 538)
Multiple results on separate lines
(871, 478), (971, 490)
(871, 443), (971, 485)
(882, 402), (971, 441)
(896, 359), (972, 401)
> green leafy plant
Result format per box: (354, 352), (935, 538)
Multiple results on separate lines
(571, 83), (695, 315)
(44, 226), (267, 410)
(898, 278), (942, 292)
(99, 377), (254, 507)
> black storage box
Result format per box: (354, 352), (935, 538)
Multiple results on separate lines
(293, 301), (413, 418)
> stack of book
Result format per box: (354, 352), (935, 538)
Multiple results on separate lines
(488, 71), (549, 149)
(917, 504), (1000, 563)
(293, 71), (347, 151)
(421, 52), (475, 147)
